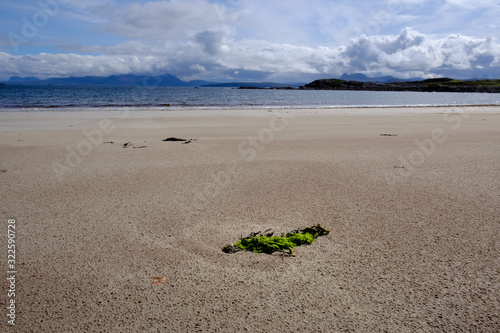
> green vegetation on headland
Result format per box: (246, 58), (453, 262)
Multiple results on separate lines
(299, 77), (500, 93)
(222, 224), (330, 256)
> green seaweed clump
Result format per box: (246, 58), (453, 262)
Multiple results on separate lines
(222, 224), (330, 256)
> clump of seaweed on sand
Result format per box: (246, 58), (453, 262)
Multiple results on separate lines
(222, 224), (330, 256)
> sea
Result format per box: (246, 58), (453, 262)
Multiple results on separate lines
(1, 85), (500, 111)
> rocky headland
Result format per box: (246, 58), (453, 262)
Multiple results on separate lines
(299, 78), (500, 93)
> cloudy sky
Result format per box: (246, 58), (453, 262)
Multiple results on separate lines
(1, 0), (500, 82)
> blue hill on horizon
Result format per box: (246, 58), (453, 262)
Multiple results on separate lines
(3, 73), (215, 87)
(3, 72), (428, 87)
(340, 73), (424, 83)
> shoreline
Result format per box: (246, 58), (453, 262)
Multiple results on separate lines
(1, 105), (500, 131)
(1, 102), (500, 112)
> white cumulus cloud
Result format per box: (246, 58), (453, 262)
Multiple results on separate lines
(338, 28), (500, 78)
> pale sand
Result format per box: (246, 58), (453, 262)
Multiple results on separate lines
(1, 107), (499, 332)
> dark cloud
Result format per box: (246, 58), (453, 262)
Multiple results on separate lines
(195, 30), (224, 55)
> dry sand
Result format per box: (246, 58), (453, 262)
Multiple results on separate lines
(1, 106), (499, 332)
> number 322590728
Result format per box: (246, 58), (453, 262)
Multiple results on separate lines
(8, 219), (16, 264)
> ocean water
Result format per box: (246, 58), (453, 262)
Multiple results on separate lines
(1, 85), (499, 111)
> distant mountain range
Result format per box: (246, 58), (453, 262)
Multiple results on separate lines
(4, 73), (494, 90)
(2, 72), (422, 88)
(339, 73), (423, 83)
(4, 73), (214, 87)
(8, 76), (41, 82)
(202, 82), (304, 88)
(3, 73), (303, 88)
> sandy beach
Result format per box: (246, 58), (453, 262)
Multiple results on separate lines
(1, 106), (499, 332)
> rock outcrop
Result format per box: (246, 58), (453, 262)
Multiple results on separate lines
(300, 78), (500, 93)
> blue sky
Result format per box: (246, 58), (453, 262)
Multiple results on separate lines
(1, 0), (499, 81)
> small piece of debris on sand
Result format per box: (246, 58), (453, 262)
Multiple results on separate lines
(380, 133), (398, 136)
(162, 137), (188, 142)
(162, 137), (197, 144)
(149, 276), (166, 285)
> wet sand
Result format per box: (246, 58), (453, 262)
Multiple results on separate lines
(1, 107), (499, 332)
